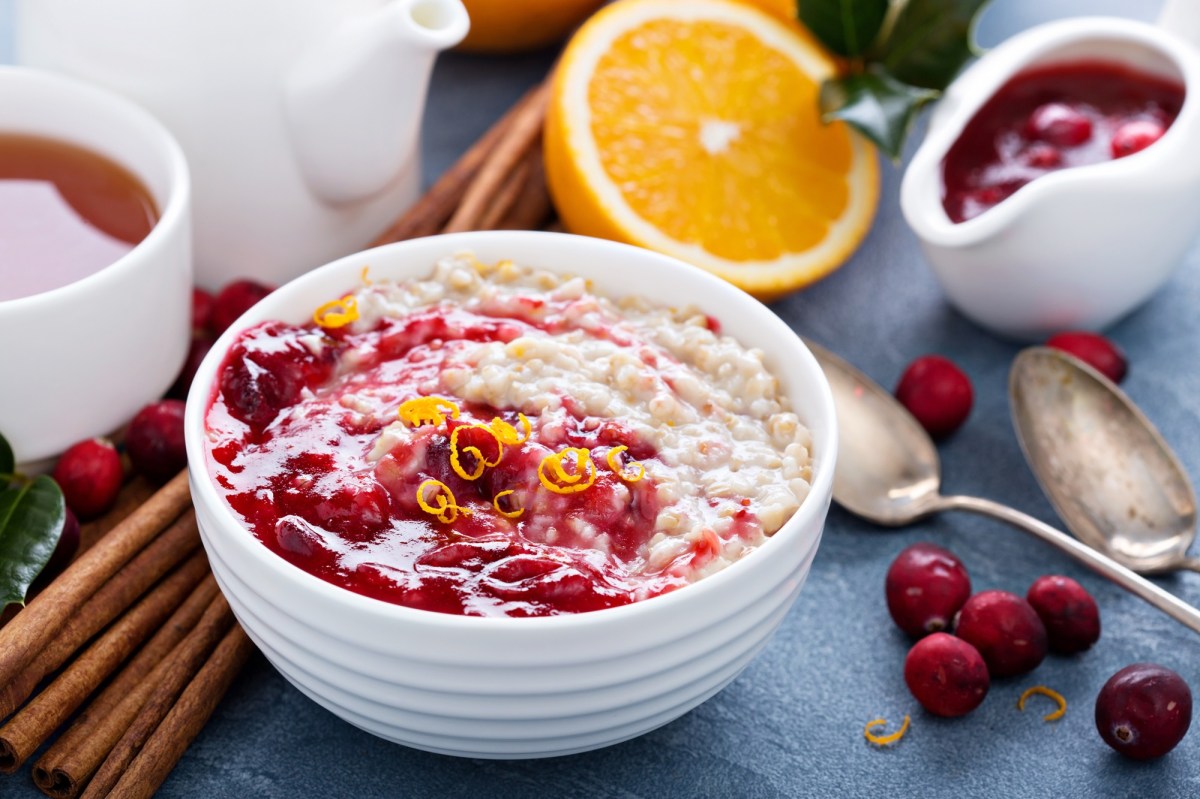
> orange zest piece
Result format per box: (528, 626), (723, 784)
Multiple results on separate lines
(416, 479), (469, 524)
(313, 295), (359, 329)
(398, 396), (461, 428)
(605, 445), (645, 483)
(360, 265), (372, 285)
(493, 489), (525, 519)
(489, 414), (532, 446)
(863, 715), (910, 746)
(450, 424), (503, 481)
(1018, 686), (1067, 722)
(538, 447), (597, 494)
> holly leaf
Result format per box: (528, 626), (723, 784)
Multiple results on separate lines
(0, 432), (12, 491)
(820, 68), (938, 159)
(797, 0), (889, 58)
(877, 0), (992, 90)
(0, 476), (65, 608)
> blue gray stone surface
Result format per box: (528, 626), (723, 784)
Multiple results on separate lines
(4, 1), (1200, 796)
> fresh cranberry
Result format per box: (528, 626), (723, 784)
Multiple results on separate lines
(1026, 575), (1101, 654)
(1111, 119), (1166, 158)
(126, 400), (187, 484)
(894, 356), (973, 439)
(904, 633), (990, 717)
(168, 336), (214, 400)
(1026, 102), (1093, 147)
(52, 438), (124, 520)
(192, 288), (214, 335)
(1096, 664), (1192, 759)
(1024, 143), (1063, 169)
(209, 279), (274, 336)
(885, 543), (972, 637)
(1045, 331), (1128, 383)
(954, 590), (1048, 677)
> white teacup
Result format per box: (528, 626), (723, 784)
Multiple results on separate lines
(0, 67), (191, 469)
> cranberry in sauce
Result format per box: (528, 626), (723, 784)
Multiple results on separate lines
(942, 61), (1185, 223)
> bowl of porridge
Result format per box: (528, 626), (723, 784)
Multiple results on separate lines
(185, 230), (836, 758)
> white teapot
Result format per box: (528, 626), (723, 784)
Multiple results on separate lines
(16, 0), (469, 288)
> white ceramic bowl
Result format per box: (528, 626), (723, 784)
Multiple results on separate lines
(0, 67), (192, 468)
(185, 231), (836, 759)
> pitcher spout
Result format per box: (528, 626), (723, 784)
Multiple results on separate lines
(284, 0), (469, 206)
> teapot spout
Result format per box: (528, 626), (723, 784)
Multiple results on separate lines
(284, 0), (469, 206)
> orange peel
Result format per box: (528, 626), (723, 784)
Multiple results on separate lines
(416, 479), (469, 524)
(605, 445), (645, 483)
(863, 715), (910, 746)
(1018, 686), (1067, 722)
(449, 423), (504, 481)
(489, 414), (532, 446)
(313, 295), (359, 329)
(398, 397), (460, 428)
(493, 489), (525, 519)
(538, 447), (597, 494)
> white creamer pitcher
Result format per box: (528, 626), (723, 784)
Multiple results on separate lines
(901, 2), (1200, 340)
(16, 0), (469, 288)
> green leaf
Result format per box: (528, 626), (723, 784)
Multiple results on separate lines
(877, 0), (992, 90)
(0, 432), (12, 491)
(820, 68), (938, 160)
(796, 0), (889, 58)
(0, 476), (66, 608)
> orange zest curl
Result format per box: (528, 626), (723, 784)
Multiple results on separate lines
(538, 447), (597, 494)
(360, 265), (372, 285)
(450, 424), (503, 481)
(492, 489), (525, 519)
(1018, 686), (1067, 722)
(863, 715), (910, 746)
(398, 396), (460, 428)
(489, 414), (532, 446)
(605, 445), (645, 483)
(416, 479), (469, 524)
(313, 295), (359, 329)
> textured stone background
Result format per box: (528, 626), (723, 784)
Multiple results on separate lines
(5, 1), (1200, 796)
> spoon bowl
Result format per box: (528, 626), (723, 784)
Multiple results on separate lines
(1010, 347), (1200, 574)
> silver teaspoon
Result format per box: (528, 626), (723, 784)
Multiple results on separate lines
(1010, 347), (1200, 575)
(805, 339), (1200, 635)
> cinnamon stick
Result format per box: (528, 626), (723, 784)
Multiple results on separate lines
(0, 470), (190, 697)
(104, 625), (254, 799)
(370, 81), (547, 245)
(0, 552), (209, 773)
(443, 81), (550, 233)
(34, 575), (221, 799)
(498, 144), (553, 231)
(0, 506), (199, 719)
(78, 477), (156, 555)
(79, 593), (235, 799)
(477, 151), (534, 231)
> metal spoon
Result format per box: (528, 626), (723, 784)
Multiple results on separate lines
(805, 339), (1200, 635)
(1010, 347), (1200, 575)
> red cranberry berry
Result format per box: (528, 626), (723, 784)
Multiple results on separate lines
(904, 633), (990, 717)
(1045, 331), (1128, 383)
(1026, 575), (1101, 654)
(209, 279), (274, 336)
(1111, 119), (1166, 159)
(169, 337), (214, 400)
(127, 400), (188, 484)
(1096, 663), (1192, 760)
(1026, 102), (1093, 147)
(1024, 143), (1063, 169)
(894, 355), (973, 439)
(885, 543), (972, 637)
(219, 322), (337, 431)
(954, 590), (1048, 678)
(52, 438), (124, 520)
(192, 288), (214, 336)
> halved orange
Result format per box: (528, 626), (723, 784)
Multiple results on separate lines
(544, 0), (879, 299)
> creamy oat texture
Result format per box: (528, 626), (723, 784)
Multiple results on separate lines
(337, 253), (813, 582)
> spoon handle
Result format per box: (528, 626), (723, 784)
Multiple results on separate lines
(941, 494), (1200, 635)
